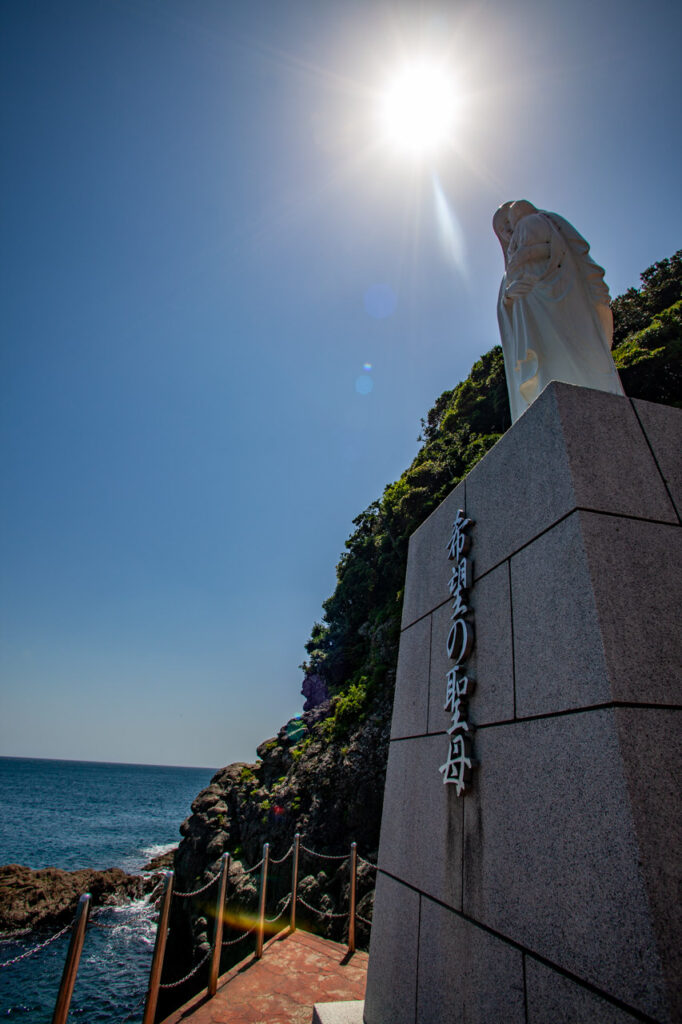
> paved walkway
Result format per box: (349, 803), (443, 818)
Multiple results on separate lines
(160, 930), (368, 1024)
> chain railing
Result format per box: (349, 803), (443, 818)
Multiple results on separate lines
(222, 925), (255, 947)
(173, 869), (221, 899)
(0, 921), (72, 969)
(265, 893), (292, 924)
(0, 834), (377, 1022)
(158, 948), (211, 991)
(297, 895), (349, 919)
(300, 843), (349, 861)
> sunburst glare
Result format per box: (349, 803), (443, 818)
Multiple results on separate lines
(378, 60), (457, 159)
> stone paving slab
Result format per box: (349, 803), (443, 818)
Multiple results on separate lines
(160, 930), (368, 1024)
(312, 1001), (364, 1024)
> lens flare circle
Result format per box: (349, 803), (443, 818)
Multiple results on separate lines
(380, 61), (456, 157)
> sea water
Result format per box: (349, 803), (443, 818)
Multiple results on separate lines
(0, 756), (215, 1022)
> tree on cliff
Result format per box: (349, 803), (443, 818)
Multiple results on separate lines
(302, 249), (682, 738)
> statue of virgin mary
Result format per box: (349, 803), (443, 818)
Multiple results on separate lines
(493, 200), (624, 423)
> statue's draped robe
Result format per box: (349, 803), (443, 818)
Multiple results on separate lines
(497, 211), (624, 423)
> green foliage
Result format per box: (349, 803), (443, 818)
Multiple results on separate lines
(303, 251), (682, 737)
(613, 300), (682, 407)
(239, 767), (256, 786)
(290, 736), (313, 763)
(611, 251), (681, 346)
(324, 678), (373, 738)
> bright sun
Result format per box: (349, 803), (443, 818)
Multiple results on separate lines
(379, 61), (456, 158)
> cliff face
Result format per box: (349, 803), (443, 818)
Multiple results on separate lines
(160, 693), (390, 1006)
(161, 251), (681, 1012)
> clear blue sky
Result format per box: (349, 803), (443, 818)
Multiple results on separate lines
(1, 0), (680, 768)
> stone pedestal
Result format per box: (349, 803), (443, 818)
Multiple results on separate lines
(364, 383), (682, 1024)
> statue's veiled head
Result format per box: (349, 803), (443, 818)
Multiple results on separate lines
(494, 200), (540, 263)
(508, 199), (537, 229)
(492, 202), (514, 261)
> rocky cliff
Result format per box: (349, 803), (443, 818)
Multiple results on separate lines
(160, 691), (388, 1011)
(160, 250), (681, 1013)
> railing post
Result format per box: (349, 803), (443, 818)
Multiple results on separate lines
(348, 842), (357, 954)
(255, 843), (269, 959)
(51, 893), (90, 1024)
(290, 833), (300, 933)
(142, 870), (174, 1024)
(208, 852), (230, 996)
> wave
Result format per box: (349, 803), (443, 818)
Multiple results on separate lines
(140, 842), (176, 861)
(119, 841), (176, 875)
(90, 897), (159, 949)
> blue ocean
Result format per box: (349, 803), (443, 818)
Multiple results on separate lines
(0, 756), (215, 1022)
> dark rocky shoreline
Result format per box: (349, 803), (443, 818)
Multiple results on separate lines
(0, 863), (166, 934)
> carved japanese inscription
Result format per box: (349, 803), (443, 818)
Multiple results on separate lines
(439, 509), (476, 795)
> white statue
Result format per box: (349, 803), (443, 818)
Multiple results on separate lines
(493, 200), (624, 423)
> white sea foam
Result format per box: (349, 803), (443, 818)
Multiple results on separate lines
(91, 897), (158, 947)
(120, 840), (176, 874)
(140, 842), (176, 860)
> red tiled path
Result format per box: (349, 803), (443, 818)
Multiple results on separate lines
(160, 929), (368, 1024)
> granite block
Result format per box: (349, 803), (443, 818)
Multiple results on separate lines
(525, 958), (642, 1023)
(378, 735), (462, 910)
(512, 512), (682, 715)
(511, 512), (610, 717)
(464, 383), (572, 580)
(428, 561), (514, 732)
(417, 898), (525, 1024)
(391, 615), (431, 740)
(465, 383), (676, 580)
(363, 874), (418, 1024)
(312, 1001), (364, 1024)
(553, 382), (676, 523)
(401, 480), (466, 629)
(616, 708), (682, 1023)
(463, 711), (667, 1020)
(583, 514), (682, 707)
(632, 397), (682, 521)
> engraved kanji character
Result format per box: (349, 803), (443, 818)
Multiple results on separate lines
(439, 732), (473, 795)
(446, 510), (473, 560)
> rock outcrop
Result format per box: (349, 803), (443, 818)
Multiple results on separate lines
(160, 698), (390, 1012)
(301, 672), (330, 711)
(0, 864), (163, 933)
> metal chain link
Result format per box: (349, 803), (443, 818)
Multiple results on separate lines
(357, 855), (377, 869)
(89, 919), (120, 930)
(269, 845), (293, 866)
(173, 871), (221, 898)
(299, 844), (348, 862)
(242, 856), (265, 875)
(0, 922), (72, 968)
(356, 912), (373, 927)
(222, 926), (255, 947)
(158, 948), (211, 990)
(265, 893), (292, 924)
(296, 895), (348, 919)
